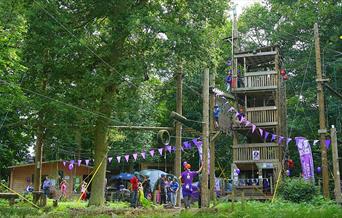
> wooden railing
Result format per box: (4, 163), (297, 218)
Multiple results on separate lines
(233, 143), (279, 162)
(232, 71), (277, 91)
(246, 106), (277, 126)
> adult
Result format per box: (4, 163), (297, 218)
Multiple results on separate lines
(169, 177), (179, 207)
(158, 174), (167, 205)
(130, 172), (139, 208)
(60, 179), (67, 199)
(142, 176), (151, 199)
(42, 176), (52, 197)
(180, 162), (202, 209)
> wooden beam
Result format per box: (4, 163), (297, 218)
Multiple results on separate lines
(324, 83), (342, 100)
(234, 51), (277, 58)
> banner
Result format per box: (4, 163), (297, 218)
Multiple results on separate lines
(295, 137), (315, 182)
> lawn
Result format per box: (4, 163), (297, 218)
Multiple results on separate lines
(0, 198), (342, 218)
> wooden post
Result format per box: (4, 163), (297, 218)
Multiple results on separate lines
(209, 68), (216, 205)
(201, 68), (210, 208)
(314, 23), (329, 198)
(33, 124), (44, 204)
(331, 125), (341, 203)
(175, 66), (183, 207)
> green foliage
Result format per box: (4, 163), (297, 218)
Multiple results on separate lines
(278, 178), (318, 203)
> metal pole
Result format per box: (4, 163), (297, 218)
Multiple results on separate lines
(314, 23), (329, 198)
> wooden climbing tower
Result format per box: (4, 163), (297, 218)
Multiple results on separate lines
(230, 45), (287, 199)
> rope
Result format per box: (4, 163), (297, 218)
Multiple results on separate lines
(0, 182), (40, 209)
(271, 168), (283, 203)
(77, 157), (105, 202)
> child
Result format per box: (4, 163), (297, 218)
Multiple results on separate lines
(169, 178), (179, 207)
(81, 181), (87, 201)
(138, 182), (151, 208)
(60, 179), (67, 200)
(225, 71), (232, 91)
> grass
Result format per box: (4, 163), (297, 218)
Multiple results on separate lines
(0, 198), (342, 218)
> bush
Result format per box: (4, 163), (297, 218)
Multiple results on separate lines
(278, 177), (318, 203)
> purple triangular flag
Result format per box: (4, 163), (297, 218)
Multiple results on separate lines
(85, 159), (89, 166)
(259, 128), (263, 137)
(264, 131), (269, 141)
(278, 136), (284, 144)
(116, 156), (121, 163)
(68, 163), (73, 171)
(235, 112), (240, 117)
(183, 141), (191, 149)
(141, 152), (146, 159)
(133, 153), (138, 160)
(286, 138), (292, 145)
(239, 116), (246, 123)
(252, 124), (256, 133)
(158, 148), (163, 155)
(108, 157), (113, 163)
(150, 149), (155, 157)
(245, 121), (251, 126)
(70, 160), (75, 165)
(78, 159), (82, 166)
(63, 161), (66, 166)
(325, 139), (331, 149)
(166, 145), (172, 153)
(271, 134), (276, 142)
(124, 155), (129, 162)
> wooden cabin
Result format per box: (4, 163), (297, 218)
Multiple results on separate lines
(230, 45), (287, 199)
(8, 160), (93, 197)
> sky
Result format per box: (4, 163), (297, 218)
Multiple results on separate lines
(233, 0), (263, 16)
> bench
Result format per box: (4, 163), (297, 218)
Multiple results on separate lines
(0, 193), (19, 205)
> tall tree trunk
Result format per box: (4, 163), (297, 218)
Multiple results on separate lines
(89, 84), (116, 206)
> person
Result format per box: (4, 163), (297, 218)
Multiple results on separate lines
(81, 181), (87, 201)
(180, 162), (202, 209)
(42, 176), (52, 197)
(138, 182), (151, 208)
(25, 183), (33, 194)
(130, 172), (139, 208)
(237, 106), (245, 122)
(60, 179), (67, 200)
(225, 71), (232, 91)
(169, 177), (179, 208)
(213, 105), (220, 128)
(165, 177), (171, 204)
(237, 69), (244, 88)
(159, 174), (167, 205)
(142, 176), (151, 199)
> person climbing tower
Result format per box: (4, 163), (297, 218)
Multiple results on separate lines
(225, 70), (232, 92)
(213, 105), (220, 128)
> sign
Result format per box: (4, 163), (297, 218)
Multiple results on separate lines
(252, 150), (260, 160)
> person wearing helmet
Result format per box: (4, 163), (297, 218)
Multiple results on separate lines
(180, 162), (202, 209)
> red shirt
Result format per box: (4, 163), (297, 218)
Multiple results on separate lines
(130, 176), (139, 190)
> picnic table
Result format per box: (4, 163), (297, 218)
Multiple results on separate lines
(0, 193), (19, 205)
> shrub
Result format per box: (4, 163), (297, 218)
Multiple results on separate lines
(278, 177), (318, 203)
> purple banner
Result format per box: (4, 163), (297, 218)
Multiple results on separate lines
(295, 137), (315, 182)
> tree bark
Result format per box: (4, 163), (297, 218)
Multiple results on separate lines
(89, 84), (116, 206)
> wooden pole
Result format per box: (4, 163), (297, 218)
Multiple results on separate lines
(175, 66), (183, 207)
(201, 68), (210, 208)
(331, 125), (341, 203)
(314, 23), (329, 198)
(209, 68), (216, 205)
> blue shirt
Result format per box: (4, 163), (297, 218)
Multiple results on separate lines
(170, 181), (179, 192)
(214, 107), (220, 118)
(43, 179), (52, 189)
